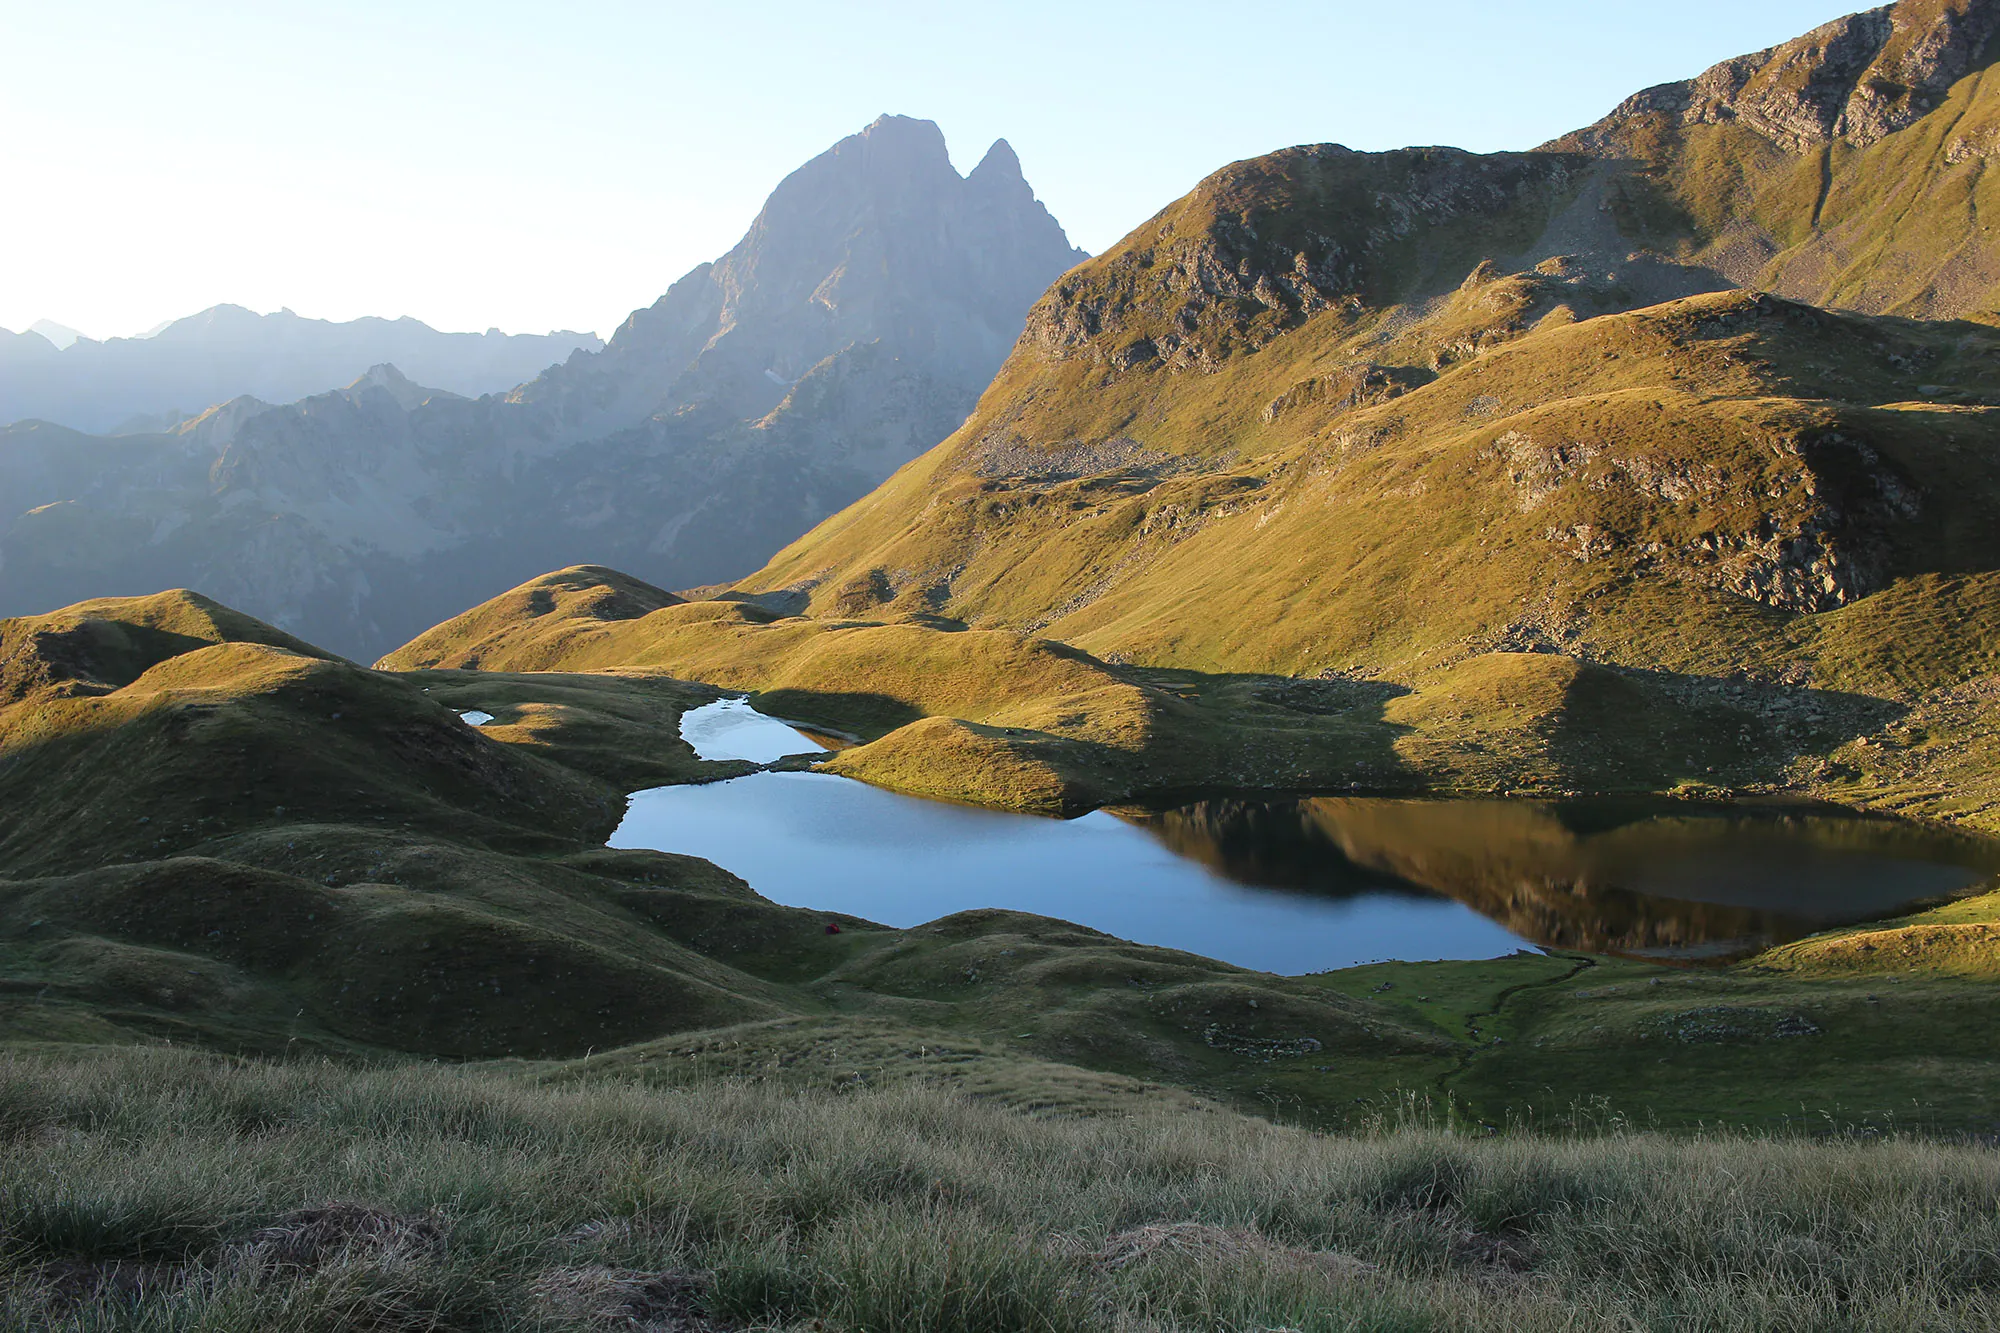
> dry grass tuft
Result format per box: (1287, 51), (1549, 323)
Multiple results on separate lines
(231, 1201), (444, 1273)
(531, 1264), (723, 1330)
(1067, 1220), (1379, 1280)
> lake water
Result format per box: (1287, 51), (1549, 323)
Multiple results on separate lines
(607, 699), (2000, 974)
(677, 696), (823, 762)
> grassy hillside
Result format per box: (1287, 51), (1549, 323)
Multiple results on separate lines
(0, 589), (1488, 1116)
(737, 288), (2000, 679)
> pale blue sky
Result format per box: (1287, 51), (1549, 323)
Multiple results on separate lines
(1, 1), (1850, 341)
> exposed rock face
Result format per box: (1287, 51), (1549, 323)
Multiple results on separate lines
(1494, 418), (1921, 615)
(0, 117), (1086, 658)
(0, 307), (599, 435)
(1561, 0), (2000, 154)
(1263, 363), (1433, 423)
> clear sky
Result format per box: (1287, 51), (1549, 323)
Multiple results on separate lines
(2, 0), (1851, 342)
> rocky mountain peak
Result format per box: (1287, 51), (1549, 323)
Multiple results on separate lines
(1561, 0), (2000, 153)
(353, 362), (413, 389)
(854, 112), (953, 158)
(518, 115), (1085, 438)
(343, 363), (458, 412)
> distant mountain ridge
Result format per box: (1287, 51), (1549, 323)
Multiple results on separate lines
(0, 116), (1087, 657)
(0, 306), (601, 434)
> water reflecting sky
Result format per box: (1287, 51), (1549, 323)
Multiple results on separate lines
(618, 700), (2000, 973)
(614, 771), (1528, 974)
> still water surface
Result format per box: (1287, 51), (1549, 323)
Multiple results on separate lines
(608, 700), (2000, 974)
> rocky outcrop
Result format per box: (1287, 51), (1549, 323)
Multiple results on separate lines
(1492, 413), (1922, 615)
(1263, 363), (1433, 423)
(1559, 0), (2000, 154)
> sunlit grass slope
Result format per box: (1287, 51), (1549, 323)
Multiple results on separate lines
(742, 289), (2000, 682)
(387, 566), (1877, 816)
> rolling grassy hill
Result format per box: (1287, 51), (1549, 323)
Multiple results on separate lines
(0, 584), (1990, 1136)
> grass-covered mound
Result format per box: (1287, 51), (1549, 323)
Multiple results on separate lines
(4, 1046), (1999, 1333)
(0, 589), (1496, 1117)
(377, 558), (1944, 833)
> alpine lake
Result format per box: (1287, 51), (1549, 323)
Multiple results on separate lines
(608, 698), (2000, 975)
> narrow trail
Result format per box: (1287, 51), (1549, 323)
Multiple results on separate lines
(1437, 952), (1599, 1097)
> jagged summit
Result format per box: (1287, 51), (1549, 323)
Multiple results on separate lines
(970, 137), (1025, 181)
(344, 363), (461, 411)
(851, 112), (953, 156)
(510, 114), (1087, 438)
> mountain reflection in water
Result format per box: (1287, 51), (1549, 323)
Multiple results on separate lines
(1126, 798), (2000, 960)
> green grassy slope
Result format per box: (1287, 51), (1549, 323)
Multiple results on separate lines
(739, 288), (2000, 681)
(386, 564), (1883, 816)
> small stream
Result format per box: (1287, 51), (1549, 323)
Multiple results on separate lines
(605, 699), (2000, 975)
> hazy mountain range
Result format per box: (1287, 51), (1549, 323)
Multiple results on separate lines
(0, 307), (602, 434)
(0, 116), (1086, 657)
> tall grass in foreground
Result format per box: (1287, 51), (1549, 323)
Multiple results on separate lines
(0, 1047), (1997, 1331)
